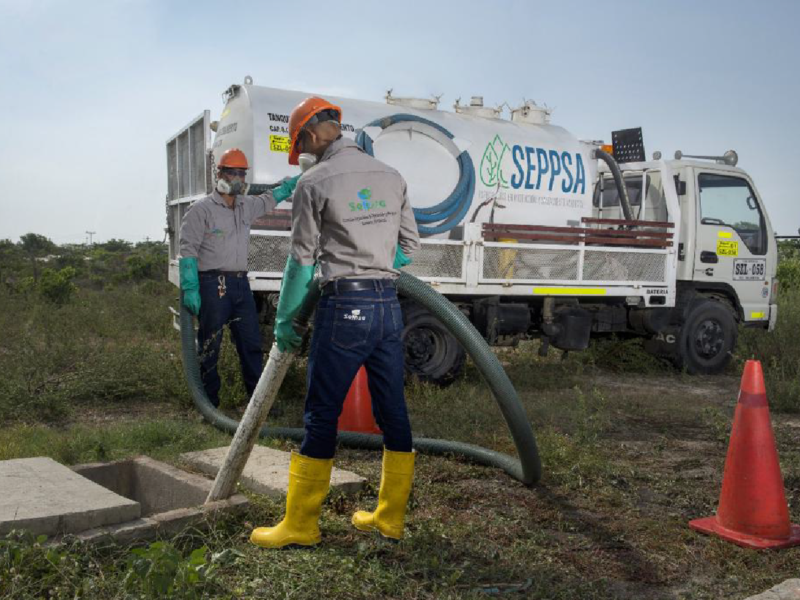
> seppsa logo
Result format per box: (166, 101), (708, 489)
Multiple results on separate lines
(479, 134), (586, 194)
(349, 188), (387, 212)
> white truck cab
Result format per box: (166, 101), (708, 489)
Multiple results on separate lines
(592, 155), (777, 374)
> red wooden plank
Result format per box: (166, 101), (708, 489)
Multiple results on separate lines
(585, 230), (673, 239)
(483, 224), (672, 239)
(483, 223), (592, 234)
(483, 232), (580, 244)
(583, 236), (672, 247)
(484, 231), (671, 248)
(582, 217), (674, 228)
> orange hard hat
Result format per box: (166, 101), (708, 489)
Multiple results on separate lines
(218, 148), (249, 170)
(288, 97), (342, 165)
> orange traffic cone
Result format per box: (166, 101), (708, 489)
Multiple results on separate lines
(338, 367), (381, 434)
(689, 360), (800, 549)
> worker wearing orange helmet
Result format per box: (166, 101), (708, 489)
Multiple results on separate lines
(250, 97), (420, 549)
(178, 148), (299, 408)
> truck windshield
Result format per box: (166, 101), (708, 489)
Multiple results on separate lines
(698, 173), (766, 255)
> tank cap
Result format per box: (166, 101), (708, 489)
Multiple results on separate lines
(385, 89), (440, 110)
(454, 97), (502, 119)
(244, 75), (253, 85)
(510, 100), (552, 125)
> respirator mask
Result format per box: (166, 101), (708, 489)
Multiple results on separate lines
(298, 153), (318, 172)
(216, 169), (248, 195)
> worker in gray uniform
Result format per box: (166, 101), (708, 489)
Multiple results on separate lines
(179, 148), (298, 408)
(250, 96), (421, 549)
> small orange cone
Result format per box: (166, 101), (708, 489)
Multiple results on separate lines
(338, 367), (381, 434)
(689, 360), (800, 549)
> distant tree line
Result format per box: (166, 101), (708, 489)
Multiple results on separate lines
(0, 234), (168, 304)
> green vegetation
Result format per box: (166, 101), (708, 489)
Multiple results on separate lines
(0, 234), (799, 598)
(739, 239), (800, 412)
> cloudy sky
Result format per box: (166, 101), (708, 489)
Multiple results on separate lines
(1, 0), (797, 244)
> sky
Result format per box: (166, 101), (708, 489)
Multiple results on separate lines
(0, 0), (798, 244)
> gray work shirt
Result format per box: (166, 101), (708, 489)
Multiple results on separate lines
(291, 137), (420, 285)
(179, 190), (278, 272)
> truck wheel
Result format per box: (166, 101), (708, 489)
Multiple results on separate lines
(677, 299), (737, 375)
(402, 303), (466, 387)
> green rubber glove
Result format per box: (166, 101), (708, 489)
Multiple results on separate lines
(179, 257), (201, 316)
(393, 244), (413, 269)
(274, 255), (315, 352)
(273, 174), (301, 204)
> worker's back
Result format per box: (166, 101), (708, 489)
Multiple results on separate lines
(290, 137), (420, 285)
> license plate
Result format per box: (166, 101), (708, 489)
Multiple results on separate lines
(733, 259), (766, 281)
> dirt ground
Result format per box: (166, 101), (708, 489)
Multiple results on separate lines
(487, 370), (800, 599)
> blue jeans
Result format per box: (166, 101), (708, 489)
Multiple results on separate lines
(300, 280), (412, 459)
(197, 273), (263, 407)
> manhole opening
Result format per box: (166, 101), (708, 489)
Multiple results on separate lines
(73, 457), (209, 517)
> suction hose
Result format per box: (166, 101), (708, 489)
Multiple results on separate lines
(594, 148), (634, 222)
(356, 114), (475, 236)
(180, 272), (541, 486)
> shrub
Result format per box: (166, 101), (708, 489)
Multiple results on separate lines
(777, 240), (800, 291)
(37, 266), (78, 305)
(739, 289), (800, 412)
(124, 542), (218, 599)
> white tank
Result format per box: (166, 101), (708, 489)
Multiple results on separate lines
(213, 83), (597, 238)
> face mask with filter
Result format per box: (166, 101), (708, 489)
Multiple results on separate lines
(216, 177), (247, 196)
(298, 153), (318, 172)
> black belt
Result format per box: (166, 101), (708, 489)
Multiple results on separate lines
(200, 270), (248, 278)
(322, 279), (396, 296)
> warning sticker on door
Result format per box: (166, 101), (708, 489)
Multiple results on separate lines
(269, 135), (291, 153)
(717, 240), (739, 257)
(733, 259), (766, 281)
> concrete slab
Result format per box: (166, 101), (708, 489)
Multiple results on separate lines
(745, 579), (800, 600)
(180, 446), (365, 498)
(0, 457), (140, 537)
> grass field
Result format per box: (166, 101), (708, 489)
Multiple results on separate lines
(1, 282), (799, 599)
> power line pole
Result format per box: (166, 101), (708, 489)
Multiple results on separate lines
(85, 231), (96, 245)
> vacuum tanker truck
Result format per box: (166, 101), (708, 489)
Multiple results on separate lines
(165, 77), (779, 385)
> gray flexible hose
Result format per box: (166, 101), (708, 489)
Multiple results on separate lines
(180, 272), (541, 485)
(594, 148), (634, 221)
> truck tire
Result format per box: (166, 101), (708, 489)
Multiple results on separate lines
(402, 302), (466, 387)
(676, 299), (737, 375)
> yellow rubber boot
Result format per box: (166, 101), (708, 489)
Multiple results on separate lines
(352, 449), (415, 540)
(250, 452), (333, 549)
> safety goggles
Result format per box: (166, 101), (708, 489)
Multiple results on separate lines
(305, 108), (340, 128)
(220, 168), (247, 178)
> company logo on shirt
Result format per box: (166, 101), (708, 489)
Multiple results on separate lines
(349, 188), (386, 212)
(206, 228), (225, 238)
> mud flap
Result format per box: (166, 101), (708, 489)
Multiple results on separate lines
(643, 325), (681, 363)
